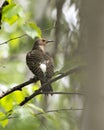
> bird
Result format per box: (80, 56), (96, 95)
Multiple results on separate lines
(26, 38), (54, 95)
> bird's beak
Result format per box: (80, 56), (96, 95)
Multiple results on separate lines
(46, 40), (55, 44)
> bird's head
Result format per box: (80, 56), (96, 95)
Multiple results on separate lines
(32, 38), (54, 51)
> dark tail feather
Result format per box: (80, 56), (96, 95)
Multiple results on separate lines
(40, 81), (53, 95)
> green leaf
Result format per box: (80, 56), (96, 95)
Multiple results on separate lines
(7, 0), (12, 4)
(0, 112), (8, 127)
(22, 22), (42, 39)
(0, 95), (14, 111)
(13, 91), (25, 104)
(2, 3), (24, 25)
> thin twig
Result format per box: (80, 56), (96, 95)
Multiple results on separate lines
(0, 26), (55, 46)
(20, 91), (84, 106)
(8, 108), (84, 119)
(36, 108), (84, 115)
(38, 91), (84, 95)
(0, 34), (27, 45)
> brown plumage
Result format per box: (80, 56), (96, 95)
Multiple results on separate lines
(26, 38), (54, 95)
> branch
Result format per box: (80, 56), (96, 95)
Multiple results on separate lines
(0, 66), (84, 103)
(0, 77), (38, 99)
(19, 66), (84, 106)
(20, 91), (84, 106)
(8, 108), (84, 119)
(37, 91), (84, 95)
(0, 25), (55, 46)
(36, 108), (84, 115)
(0, 34), (27, 45)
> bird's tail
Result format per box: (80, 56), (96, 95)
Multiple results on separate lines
(40, 80), (53, 95)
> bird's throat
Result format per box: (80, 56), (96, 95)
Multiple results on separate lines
(39, 45), (45, 52)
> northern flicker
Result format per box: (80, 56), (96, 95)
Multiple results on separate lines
(26, 38), (54, 95)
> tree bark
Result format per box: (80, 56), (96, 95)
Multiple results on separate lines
(80, 0), (104, 130)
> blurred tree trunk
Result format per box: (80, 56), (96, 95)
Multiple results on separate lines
(80, 0), (104, 130)
(53, 0), (65, 59)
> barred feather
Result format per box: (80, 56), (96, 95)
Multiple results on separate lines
(26, 48), (54, 94)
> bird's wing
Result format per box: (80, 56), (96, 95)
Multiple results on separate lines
(45, 52), (54, 79)
(26, 50), (45, 79)
(26, 50), (54, 80)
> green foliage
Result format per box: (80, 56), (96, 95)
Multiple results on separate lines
(0, 112), (8, 127)
(2, 3), (23, 25)
(1, 0), (42, 39)
(22, 22), (42, 39)
(7, 0), (12, 4)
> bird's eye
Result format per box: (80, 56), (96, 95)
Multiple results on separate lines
(42, 39), (45, 42)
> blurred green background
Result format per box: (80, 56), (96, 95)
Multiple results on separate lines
(0, 0), (83, 130)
